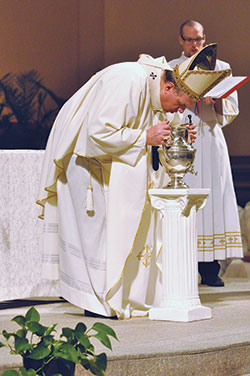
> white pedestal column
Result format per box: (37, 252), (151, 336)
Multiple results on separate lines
(148, 188), (212, 322)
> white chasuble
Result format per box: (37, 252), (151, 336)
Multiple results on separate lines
(37, 57), (169, 318)
(169, 55), (243, 261)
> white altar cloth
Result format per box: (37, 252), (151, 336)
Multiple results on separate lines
(0, 150), (247, 303)
(0, 150), (59, 301)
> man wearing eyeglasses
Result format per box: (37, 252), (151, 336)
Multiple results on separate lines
(169, 20), (243, 287)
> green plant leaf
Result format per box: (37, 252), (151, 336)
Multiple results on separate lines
(87, 343), (94, 352)
(54, 343), (78, 363)
(21, 369), (38, 376)
(75, 322), (87, 333)
(25, 307), (40, 323)
(93, 333), (112, 350)
(89, 357), (105, 376)
(26, 370), (38, 376)
(26, 343), (51, 360)
(44, 323), (57, 336)
(26, 322), (46, 336)
(2, 330), (14, 340)
(2, 371), (20, 376)
(16, 329), (27, 339)
(76, 343), (85, 354)
(92, 323), (118, 340)
(14, 337), (32, 353)
(51, 340), (65, 353)
(95, 353), (107, 372)
(75, 332), (91, 350)
(19, 367), (29, 376)
(80, 357), (90, 370)
(12, 315), (26, 328)
(61, 327), (74, 340)
(41, 335), (55, 346)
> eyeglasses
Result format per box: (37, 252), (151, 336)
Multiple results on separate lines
(181, 35), (204, 44)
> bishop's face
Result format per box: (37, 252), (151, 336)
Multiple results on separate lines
(160, 81), (194, 113)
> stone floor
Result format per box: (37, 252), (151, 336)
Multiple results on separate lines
(0, 261), (250, 376)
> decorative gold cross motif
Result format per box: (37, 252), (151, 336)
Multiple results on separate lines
(219, 238), (225, 245)
(137, 245), (152, 267)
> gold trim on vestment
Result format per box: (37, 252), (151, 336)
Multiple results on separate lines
(197, 231), (243, 251)
(173, 66), (231, 101)
(37, 152), (114, 219)
(37, 152), (99, 219)
(36, 151), (75, 219)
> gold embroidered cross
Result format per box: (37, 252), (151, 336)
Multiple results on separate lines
(137, 245), (152, 267)
(228, 236), (234, 243)
(219, 238), (225, 245)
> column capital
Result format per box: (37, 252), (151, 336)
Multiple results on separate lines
(148, 188), (210, 216)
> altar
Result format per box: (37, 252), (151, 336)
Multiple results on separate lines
(0, 149), (246, 308)
(0, 150), (59, 301)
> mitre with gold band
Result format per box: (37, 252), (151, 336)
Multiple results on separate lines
(173, 43), (232, 101)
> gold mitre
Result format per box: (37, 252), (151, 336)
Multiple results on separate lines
(173, 43), (231, 101)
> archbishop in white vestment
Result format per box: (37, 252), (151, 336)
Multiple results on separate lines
(37, 55), (176, 319)
(169, 54), (243, 265)
(37, 46), (232, 318)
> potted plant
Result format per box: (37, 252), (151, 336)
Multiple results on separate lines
(0, 70), (66, 149)
(0, 306), (118, 376)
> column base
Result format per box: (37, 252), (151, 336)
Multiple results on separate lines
(149, 305), (212, 322)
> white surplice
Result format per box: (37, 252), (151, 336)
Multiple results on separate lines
(169, 53), (243, 262)
(37, 56), (169, 318)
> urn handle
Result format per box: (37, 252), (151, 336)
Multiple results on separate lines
(187, 115), (192, 145)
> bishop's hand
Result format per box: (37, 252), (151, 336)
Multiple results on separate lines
(146, 121), (171, 146)
(187, 124), (197, 144)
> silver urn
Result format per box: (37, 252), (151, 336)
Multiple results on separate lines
(158, 120), (196, 189)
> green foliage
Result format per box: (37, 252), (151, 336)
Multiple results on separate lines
(0, 70), (66, 149)
(1, 306), (118, 376)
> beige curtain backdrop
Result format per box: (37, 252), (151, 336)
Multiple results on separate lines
(0, 0), (249, 155)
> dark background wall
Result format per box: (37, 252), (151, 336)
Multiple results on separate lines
(0, 0), (249, 155)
